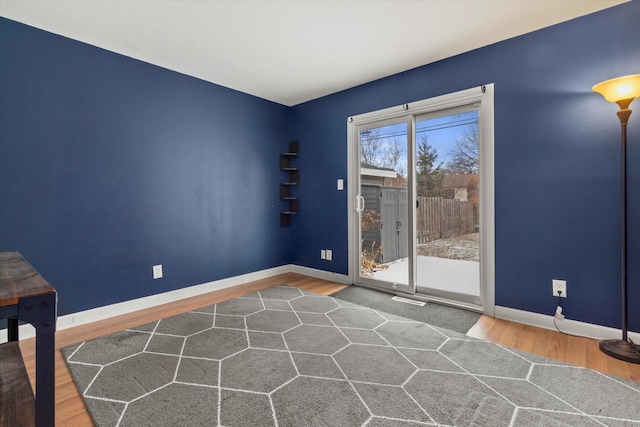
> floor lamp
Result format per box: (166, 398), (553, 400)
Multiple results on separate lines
(592, 74), (640, 364)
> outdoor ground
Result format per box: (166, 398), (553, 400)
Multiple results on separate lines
(417, 232), (479, 262)
(372, 232), (481, 296)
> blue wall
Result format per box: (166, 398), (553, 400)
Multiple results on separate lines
(1, 3), (639, 334)
(0, 18), (291, 316)
(289, 2), (640, 332)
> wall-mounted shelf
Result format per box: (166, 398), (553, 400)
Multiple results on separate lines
(280, 141), (299, 227)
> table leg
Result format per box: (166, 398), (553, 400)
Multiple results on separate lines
(35, 331), (55, 427)
(19, 292), (57, 427)
(8, 317), (19, 341)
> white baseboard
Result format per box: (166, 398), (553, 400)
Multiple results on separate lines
(18, 265), (636, 345)
(1, 264), (291, 342)
(495, 305), (640, 342)
(290, 265), (350, 284)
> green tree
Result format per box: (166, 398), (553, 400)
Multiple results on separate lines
(416, 135), (444, 197)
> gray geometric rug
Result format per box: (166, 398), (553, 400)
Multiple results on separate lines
(330, 285), (481, 334)
(62, 285), (640, 427)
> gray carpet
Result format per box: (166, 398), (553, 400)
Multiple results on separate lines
(62, 285), (640, 427)
(331, 285), (481, 334)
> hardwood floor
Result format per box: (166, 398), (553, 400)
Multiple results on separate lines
(15, 272), (640, 426)
(467, 315), (640, 382)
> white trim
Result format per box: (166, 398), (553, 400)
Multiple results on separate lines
(479, 84), (495, 317)
(1, 264), (291, 342)
(347, 118), (358, 284)
(290, 265), (350, 284)
(348, 86), (485, 126)
(4, 265), (638, 346)
(361, 167), (397, 179)
(495, 305), (640, 342)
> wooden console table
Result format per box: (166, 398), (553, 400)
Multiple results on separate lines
(0, 252), (57, 427)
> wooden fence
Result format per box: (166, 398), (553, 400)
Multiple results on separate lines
(417, 196), (476, 243)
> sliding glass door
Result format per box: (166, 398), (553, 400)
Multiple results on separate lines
(349, 86), (494, 313)
(414, 107), (481, 305)
(357, 118), (413, 294)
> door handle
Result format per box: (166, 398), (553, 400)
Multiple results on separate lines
(355, 195), (365, 212)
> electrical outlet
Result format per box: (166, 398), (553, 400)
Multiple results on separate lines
(153, 264), (163, 279)
(321, 250), (326, 260)
(326, 250), (332, 261)
(552, 279), (567, 298)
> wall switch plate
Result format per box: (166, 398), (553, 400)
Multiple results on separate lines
(326, 250), (332, 261)
(321, 250), (326, 260)
(153, 264), (163, 279)
(337, 179), (344, 190)
(552, 279), (567, 297)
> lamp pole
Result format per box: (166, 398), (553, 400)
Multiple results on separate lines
(593, 74), (640, 364)
(618, 100), (629, 344)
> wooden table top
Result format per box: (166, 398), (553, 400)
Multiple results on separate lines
(0, 251), (56, 307)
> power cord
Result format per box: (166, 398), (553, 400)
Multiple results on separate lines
(553, 292), (640, 354)
(552, 291), (593, 340)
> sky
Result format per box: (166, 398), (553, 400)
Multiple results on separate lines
(360, 110), (478, 175)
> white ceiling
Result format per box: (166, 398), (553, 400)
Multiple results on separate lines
(0, 0), (627, 106)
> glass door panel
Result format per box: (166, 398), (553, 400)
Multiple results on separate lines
(414, 109), (481, 304)
(358, 120), (411, 293)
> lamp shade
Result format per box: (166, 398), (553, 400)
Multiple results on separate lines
(593, 74), (640, 103)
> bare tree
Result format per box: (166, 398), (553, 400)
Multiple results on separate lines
(360, 130), (406, 176)
(381, 137), (406, 176)
(447, 120), (479, 174)
(360, 129), (382, 166)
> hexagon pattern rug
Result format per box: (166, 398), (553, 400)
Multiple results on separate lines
(62, 285), (640, 427)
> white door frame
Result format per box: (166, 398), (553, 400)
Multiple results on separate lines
(347, 85), (495, 316)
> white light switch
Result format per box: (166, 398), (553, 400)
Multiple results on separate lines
(326, 250), (332, 261)
(153, 264), (163, 279)
(337, 179), (344, 190)
(321, 250), (326, 260)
